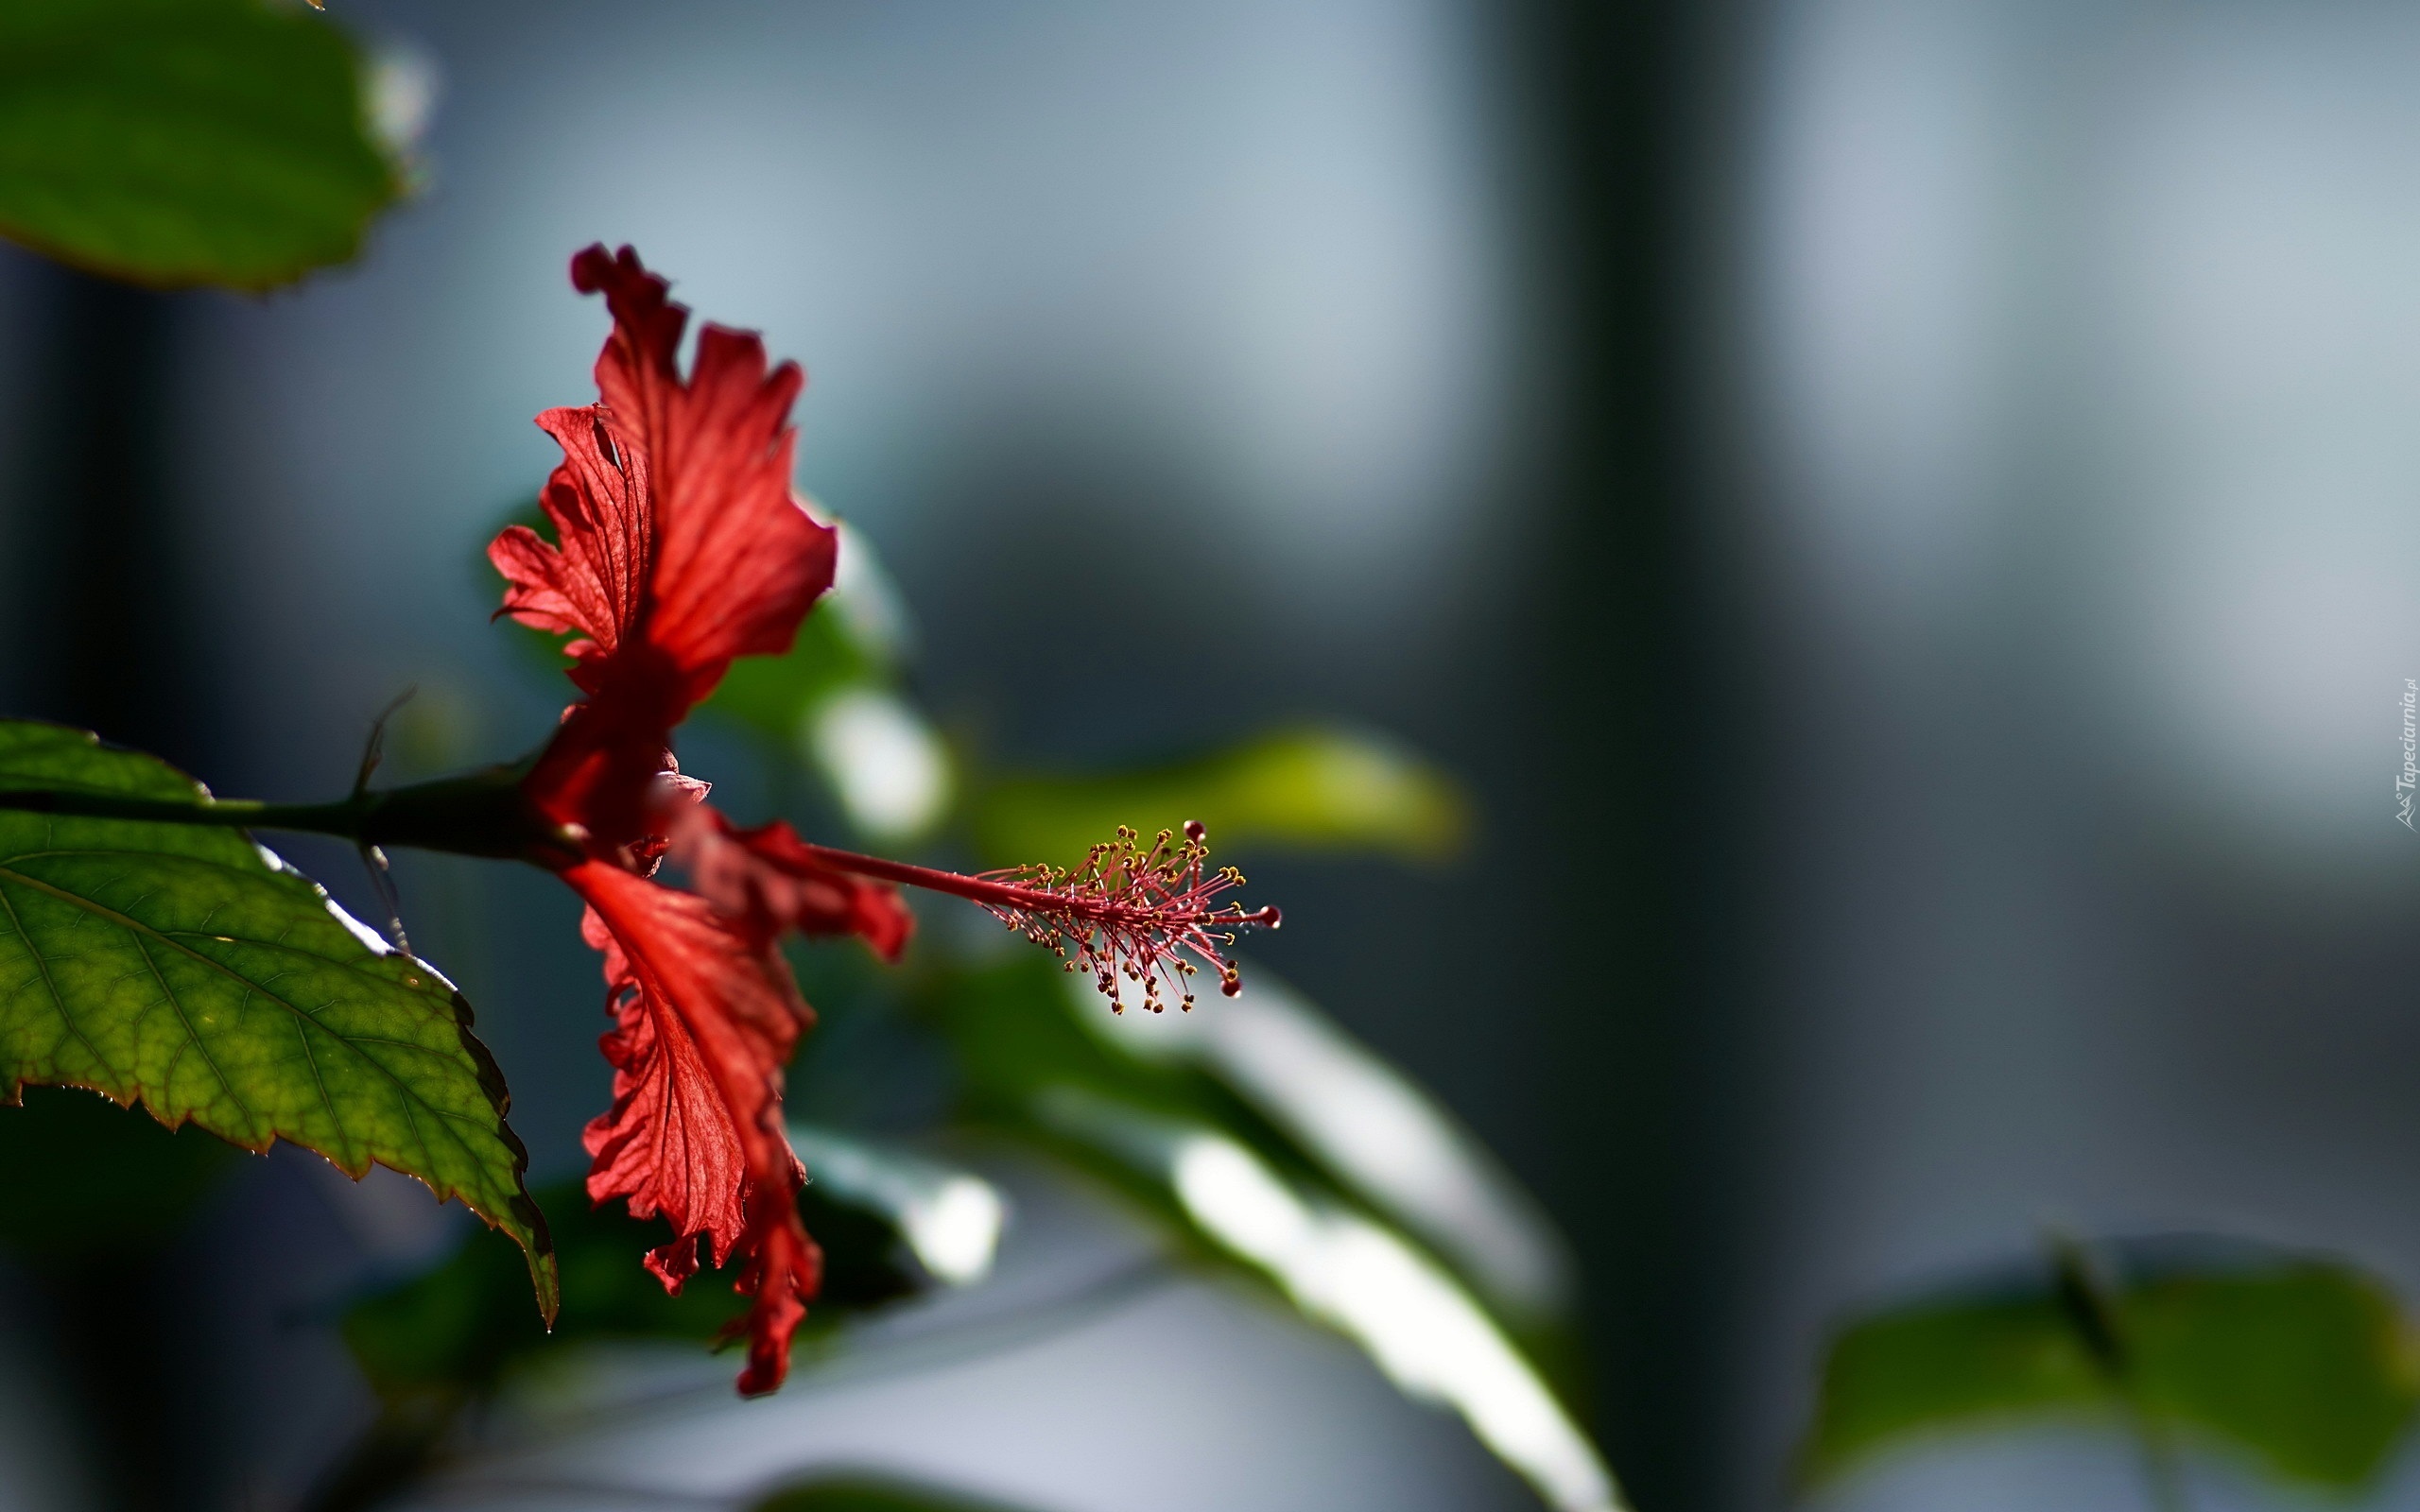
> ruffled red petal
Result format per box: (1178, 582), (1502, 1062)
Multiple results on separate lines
(489, 406), (650, 684)
(568, 244), (837, 696)
(565, 860), (822, 1395)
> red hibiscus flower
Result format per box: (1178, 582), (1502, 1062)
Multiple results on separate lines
(491, 246), (1271, 1398)
(491, 246), (907, 1395)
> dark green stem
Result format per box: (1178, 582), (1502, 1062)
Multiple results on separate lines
(2046, 1232), (2192, 1512)
(0, 766), (580, 867)
(0, 789), (355, 833)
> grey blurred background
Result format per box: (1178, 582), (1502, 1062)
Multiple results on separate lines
(9, 0), (2420, 1508)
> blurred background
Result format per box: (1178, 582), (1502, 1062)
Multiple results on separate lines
(9, 0), (2420, 1508)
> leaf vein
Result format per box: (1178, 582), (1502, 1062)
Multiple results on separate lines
(0, 863), (500, 1197)
(0, 881), (113, 1080)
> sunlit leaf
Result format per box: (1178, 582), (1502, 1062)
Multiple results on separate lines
(1803, 1246), (2420, 1493)
(1036, 1089), (1621, 1512)
(1075, 963), (1570, 1326)
(708, 599), (881, 744)
(716, 593), (890, 740)
(916, 955), (1616, 1512)
(0, 721), (554, 1317)
(703, 518), (908, 746)
(0, 0), (401, 289)
(971, 727), (1469, 869)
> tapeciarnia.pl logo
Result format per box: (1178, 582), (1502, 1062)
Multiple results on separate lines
(2399, 679), (2417, 831)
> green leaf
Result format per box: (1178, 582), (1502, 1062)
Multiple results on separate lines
(2130, 1263), (2420, 1488)
(1802, 1249), (2420, 1493)
(917, 956), (1619, 1512)
(342, 1179), (789, 1400)
(1078, 962), (1571, 1327)
(331, 1161), (958, 1512)
(751, 1477), (1054, 1512)
(1804, 1290), (2106, 1483)
(970, 727), (1469, 869)
(700, 526), (954, 842)
(700, 518), (912, 746)
(711, 617), (955, 841)
(1033, 1087), (1621, 1512)
(0, 721), (554, 1318)
(344, 1130), (998, 1400)
(709, 603), (881, 745)
(0, 0), (400, 289)
(487, 501), (955, 842)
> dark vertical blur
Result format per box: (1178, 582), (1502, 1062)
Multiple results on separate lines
(0, 260), (206, 1511)
(1518, 1), (1736, 1507)
(9, 263), (203, 770)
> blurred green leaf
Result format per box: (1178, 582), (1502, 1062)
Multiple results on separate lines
(0, 0), (401, 289)
(922, 953), (1575, 1349)
(344, 1129), (996, 1400)
(699, 517), (905, 747)
(752, 1476), (1052, 1512)
(916, 955), (1617, 1512)
(345, 1178), (771, 1401)
(0, 721), (554, 1318)
(327, 1145), (973, 1512)
(919, 954), (1298, 1213)
(790, 1125), (1003, 1287)
(1805, 1290), (2104, 1483)
(1803, 1248), (2420, 1494)
(0, 1084), (237, 1262)
(699, 524), (954, 841)
(709, 605), (879, 745)
(971, 727), (1469, 869)
(1078, 962), (1571, 1328)
(2130, 1264), (2420, 1488)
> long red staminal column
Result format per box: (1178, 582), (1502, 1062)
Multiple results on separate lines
(804, 823), (1280, 1014)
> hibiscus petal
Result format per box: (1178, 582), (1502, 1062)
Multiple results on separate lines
(569, 244), (837, 700)
(573, 896), (745, 1261)
(488, 406), (651, 676)
(563, 860), (822, 1394)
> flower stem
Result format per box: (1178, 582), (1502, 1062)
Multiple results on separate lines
(0, 787), (356, 833)
(0, 766), (579, 865)
(2045, 1232), (2192, 1512)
